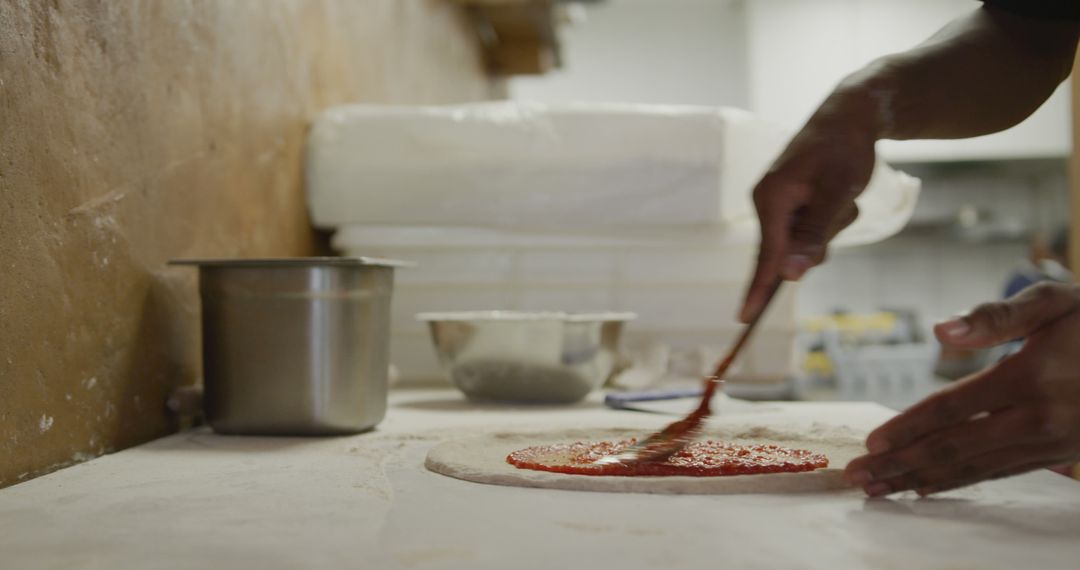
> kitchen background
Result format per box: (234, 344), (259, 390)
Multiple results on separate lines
(0, 0), (499, 487)
(1, 0), (1076, 487)
(513, 0), (1073, 324)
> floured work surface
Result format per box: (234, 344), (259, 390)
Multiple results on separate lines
(4, 390), (1080, 570)
(426, 424), (866, 494)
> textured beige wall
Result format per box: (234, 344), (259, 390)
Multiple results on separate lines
(0, 0), (496, 487)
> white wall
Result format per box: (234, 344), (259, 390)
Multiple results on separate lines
(511, 0), (749, 107)
(746, 0), (1071, 161)
(521, 0), (1070, 160)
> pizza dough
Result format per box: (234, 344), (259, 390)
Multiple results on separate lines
(425, 425), (867, 494)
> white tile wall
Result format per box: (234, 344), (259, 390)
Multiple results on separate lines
(391, 250), (517, 285)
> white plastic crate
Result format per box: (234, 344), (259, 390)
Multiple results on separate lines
(616, 283), (795, 330)
(308, 102), (920, 248)
(393, 251), (516, 285)
(621, 327), (799, 383)
(338, 226), (800, 384)
(395, 282), (788, 331)
(388, 331), (444, 384)
(518, 251), (618, 284)
(822, 330), (940, 410)
(393, 326), (800, 386)
(312, 103), (921, 385)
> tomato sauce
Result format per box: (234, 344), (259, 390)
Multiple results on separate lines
(507, 439), (827, 477)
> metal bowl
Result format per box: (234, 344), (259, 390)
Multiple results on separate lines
(170, 257), (407, 435)
(418, 311), (636, 404)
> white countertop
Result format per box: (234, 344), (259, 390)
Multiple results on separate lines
(3, 389), (1079, 570)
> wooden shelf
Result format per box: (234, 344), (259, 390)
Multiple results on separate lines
(452, 0), (562, 76)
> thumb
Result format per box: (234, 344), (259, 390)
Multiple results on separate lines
(935, 283), (1080, 348)
(784, 200), (856, 280)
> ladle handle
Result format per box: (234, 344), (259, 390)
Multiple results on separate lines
(698, 278), (784, 413)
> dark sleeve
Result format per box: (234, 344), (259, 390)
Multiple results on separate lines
(981, 0), (1080, 21)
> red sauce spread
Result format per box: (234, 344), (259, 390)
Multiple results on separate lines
(507, 439), (827, 477)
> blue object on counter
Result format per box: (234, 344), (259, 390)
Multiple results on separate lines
(604, 388), (704, 410)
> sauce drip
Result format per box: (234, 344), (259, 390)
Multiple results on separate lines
(507, 439), (828, 477)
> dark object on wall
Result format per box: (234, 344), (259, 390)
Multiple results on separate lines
(456, 0), (564, 76)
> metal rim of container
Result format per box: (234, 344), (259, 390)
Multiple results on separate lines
(168, 256), (414, 268)
(415, 311), (637, 323)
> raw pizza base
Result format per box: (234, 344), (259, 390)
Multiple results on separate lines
(425, 425), (867, 495)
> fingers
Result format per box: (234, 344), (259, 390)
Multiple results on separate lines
(785, 194), (856, 277)
(739, 138), (870, 323)
(739, 176), (807, 322)
(844, 285), (1080, 497)
(915, 460), (1055, 496)
(783, 148), (866, 274)
(828, 203), (860, 243)
(845, 406), (1053, 491)
(934, 283), (1080, 349)
(740, 183), (857, 322)
(862, 358), (1024, 455)
(863, 443), (1064, 497)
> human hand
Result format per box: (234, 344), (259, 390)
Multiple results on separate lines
(844, 282), (1080, 496)
(739, 92), (879, 322)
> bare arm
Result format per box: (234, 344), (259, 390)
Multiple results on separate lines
(849, 6), (1078, 141)
(740, 7), (1079, 322)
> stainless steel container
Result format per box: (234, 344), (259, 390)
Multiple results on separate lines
(170, 257), (405, 435)
(418, 311), (636, 404)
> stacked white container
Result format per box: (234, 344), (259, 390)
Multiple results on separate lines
(333, 225), (798, 385)
(308, 102), (921, 387)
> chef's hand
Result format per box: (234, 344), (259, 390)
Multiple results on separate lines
(739, 5), (1080, 323)
(739, 91), (877, 322)
(844, 282), (1080, 496)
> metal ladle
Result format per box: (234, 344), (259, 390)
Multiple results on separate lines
(595, 279), (784, 466)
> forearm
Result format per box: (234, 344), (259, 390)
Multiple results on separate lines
(820, 6), (1078, 141)
(741, 6), (1077, 322)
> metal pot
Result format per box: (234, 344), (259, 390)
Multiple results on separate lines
(170, 257), (406, 435)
